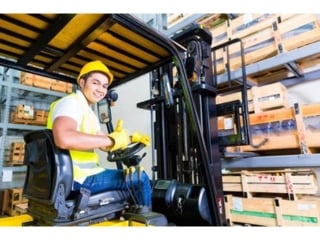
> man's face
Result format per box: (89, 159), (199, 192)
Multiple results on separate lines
(80, 72), (109, 105)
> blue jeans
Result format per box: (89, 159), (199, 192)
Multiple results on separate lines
(73, 168), (151, 207)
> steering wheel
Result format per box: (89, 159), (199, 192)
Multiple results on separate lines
(107, 142), (145, 163)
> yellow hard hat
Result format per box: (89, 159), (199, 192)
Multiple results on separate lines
(77, 60), (114, 85)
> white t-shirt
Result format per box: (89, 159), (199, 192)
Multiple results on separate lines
(52, 90), (101, 133)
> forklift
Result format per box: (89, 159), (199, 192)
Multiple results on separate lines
(0, 14), (250, 226)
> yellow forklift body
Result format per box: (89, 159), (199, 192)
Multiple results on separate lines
(0, 214), (146, 227)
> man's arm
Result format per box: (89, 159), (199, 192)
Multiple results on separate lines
(52, 116), (114, 151)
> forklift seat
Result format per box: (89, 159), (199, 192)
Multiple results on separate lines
(22, 129), (129, 226)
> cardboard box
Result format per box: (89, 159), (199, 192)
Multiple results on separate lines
(225, 195), (320, 226)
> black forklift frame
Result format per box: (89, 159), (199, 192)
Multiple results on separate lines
(0, 14), (250, 226)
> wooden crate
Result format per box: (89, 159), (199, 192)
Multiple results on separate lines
(251, 82), (288, 113)
(225, 194), (320, 226)
(216, 88), (254, 113)
(223, 103), (320, 153)
(4, 188), (21, 216)
(33, 75), (52, 90)
(51, 79), (67, 92)
(223, 169), (318, 199)
(20, 71), (73, 93)
(210, 14), (320, 74)
(3, 188), (29, 216)
(14, 202), (28, 215)
(10, 111), (46, 126)
(35, 110), (49, 123)
(8, 142), (25, 165)
(66, 83), (73, 93)
(19, 72), (35, 86)
(14, 104), (34, 120)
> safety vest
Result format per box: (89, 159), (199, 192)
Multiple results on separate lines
(47, 92), (104, 183)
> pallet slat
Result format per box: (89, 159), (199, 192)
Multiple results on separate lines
(223, 169), (318, 198)
(20, 71), (74, 93)
(225, 195), (320, 226)
(209, 14), (320, 75)
(220, 103), (320, 153)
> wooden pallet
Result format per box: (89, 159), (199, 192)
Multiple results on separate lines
(10, 111), (47, 126)
(20, 71), (74, 93)
(216, 82), (288, 114)
(14, 202), (28, 215)
(14, 105), (34, 120)
(225, 194), (320, 226)
(210, 14), (320, 75)
(51, 79), (72, 93)
(7, 142), (25, 165)
(3, 188), (28, 216)
(251, 82), (288, 113)
(19, 72), (34, 86)
(223, 169), (318, 200)
(33, 76), (52, 90)
(220, 103), (320, 154)
(217, 88), (254, 113)
(35, 110), (49, 123)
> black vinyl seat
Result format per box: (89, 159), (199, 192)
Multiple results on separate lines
(22, 129), (129, 226)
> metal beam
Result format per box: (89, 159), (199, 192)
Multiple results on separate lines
(164, 14), (209, 37)
(217, 41), (320, 84)
(221, 153), (320, 170)
(18, 14), (75, 65)
(281, 68), (320, 87)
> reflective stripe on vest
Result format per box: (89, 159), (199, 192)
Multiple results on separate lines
(47, 92), (104, 183)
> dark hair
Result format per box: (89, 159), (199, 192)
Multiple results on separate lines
(78, 72), (91, 82)
(79, 71), (109, 83)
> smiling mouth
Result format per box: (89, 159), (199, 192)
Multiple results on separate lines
(94, 92), (104, 99)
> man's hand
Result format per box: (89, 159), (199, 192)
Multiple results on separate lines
(108, 120), (130, 151)
(131, 131), (151, 146)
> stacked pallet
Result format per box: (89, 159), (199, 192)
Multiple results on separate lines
(10, 105), (49, 126)
(1, 188), (28, 216)
(223, 169), (318, 200)
(20, 72), (73, 93)
(220, 102), (320, 154)
(224, 195), (320, 226)
(5, 142), (25, 166)
(216, 82), (288, 113)
(209, 14), (320, 75)
(223, 169), (320, 226)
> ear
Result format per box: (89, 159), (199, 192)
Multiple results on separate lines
(79, 78), (85, 88)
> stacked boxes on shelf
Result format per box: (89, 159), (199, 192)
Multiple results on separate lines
(223, 169), (320, 226)
(2, 188), (28, 216)
(209, 14), (320, 75)
(224, 194), (320, 226)
(217, 80), (320, 153)
(10, 105), (49, 126)
(20, 71), (73, 93)
(251, 82), (288, 113)
(223, 169), (318, 200)
(216, 82), (288, 114)
(221, 102), (320, 154)
(6, 142), (25, 166)
(216, 88), (254, 113)
(14, 104), (34, 120)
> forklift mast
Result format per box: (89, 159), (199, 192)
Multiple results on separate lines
(138, 23), (250, 226)
(139, 24), (226, 225)
(171, 25), (226, 225)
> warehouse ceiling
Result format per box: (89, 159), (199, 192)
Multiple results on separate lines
(0, 14), (173, 87)
(1, 13), (320, 89)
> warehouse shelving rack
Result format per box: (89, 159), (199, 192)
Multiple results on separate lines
(165, 14), (320, 170)
(0, 66), (68, 189)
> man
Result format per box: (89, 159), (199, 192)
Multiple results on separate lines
(46, 60), (152, 211)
